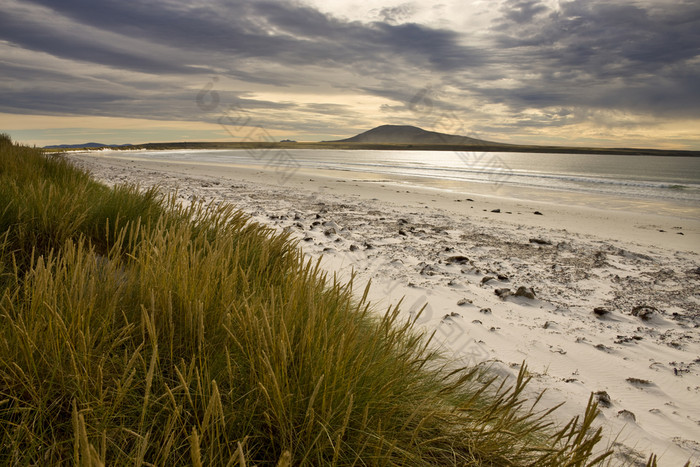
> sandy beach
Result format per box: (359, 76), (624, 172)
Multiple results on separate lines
(67, 151), (700, 465)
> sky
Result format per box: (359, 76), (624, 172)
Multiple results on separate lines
(1, 0), (699, 149)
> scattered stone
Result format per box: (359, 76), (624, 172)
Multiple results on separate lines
(497, 273), (509, 281)
(398, 229), (407, 236)
(472, 320), (482, 325)
(363, 242), (373, 250)
(481, 276), (495, 285)
(631, 305), (657, 321)
(677, 232), (684, 235)
(450, 312), (461, 318)
(457, 298), (472, 306)
(595, 344), (612, 352)
(397, 218), (408, 224)
(491, 208), (501, 213)
(593, 251), (607, 267)
(514, 286), (536, 299)
(495, 288), (511, 298)
(543, 321), (552, 329)
(446, 255), (470, 265)
(420, 264), (437, 276)
(593, 307), (611, 317)
(349, 244), (359, 252)
(533, 211), (543, 215)
(614, 335), (644, 344)
(323, 228), (336, 236)
(617, 410), (636, 422)
(303, 237), (313, 242)
(480, 308), (492, 314)
(529, 238), (552, 246)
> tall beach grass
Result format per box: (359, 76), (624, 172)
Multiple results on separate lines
(0, 133), (619, 465)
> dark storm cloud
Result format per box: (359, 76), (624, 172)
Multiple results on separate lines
(490, 0), (700, 117)
(3, 0), (482, 73)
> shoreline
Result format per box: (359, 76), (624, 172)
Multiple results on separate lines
(44, 140), (700, 157)
(67, 151), (700, 465)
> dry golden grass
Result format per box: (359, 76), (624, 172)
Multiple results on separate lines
(0, 134), (628, 465)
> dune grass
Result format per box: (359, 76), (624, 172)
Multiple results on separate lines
(0, 134), (615, 465)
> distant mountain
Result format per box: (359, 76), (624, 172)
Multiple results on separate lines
(324, 125), (503, 146)
(44, 142), (132, 149)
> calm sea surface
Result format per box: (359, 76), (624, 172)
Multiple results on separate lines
(109, 149), (700, 213)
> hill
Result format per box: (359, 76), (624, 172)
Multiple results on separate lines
(324, 124), (505, 146)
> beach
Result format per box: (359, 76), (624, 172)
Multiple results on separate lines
(67, 150), (700, 465)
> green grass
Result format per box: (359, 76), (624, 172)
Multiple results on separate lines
(1, 133), (619, 465)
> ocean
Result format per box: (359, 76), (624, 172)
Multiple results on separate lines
(106, 149), (700, 216)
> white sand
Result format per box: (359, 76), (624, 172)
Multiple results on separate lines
(68, 151), (700, 465)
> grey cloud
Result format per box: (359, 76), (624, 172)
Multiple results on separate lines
(377, 3), (416, 23)
(1, 0), (699, 144)
(488, 0), (700, 116)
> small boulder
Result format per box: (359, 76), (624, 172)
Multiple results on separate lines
(631, 305), (657, 321)
(593, 307), (610, 317)
(495, 288), (511, 298)
(514, 286), (536, 299)
(617, 410), (636, 422)
(446, 255), (470, 265)
(457, 298), (472, 306)
(594, 391), (612, 408)
(491, 208), (501, 213)
(481, 276), (495, 285)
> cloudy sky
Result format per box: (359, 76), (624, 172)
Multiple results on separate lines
(1, 0), (699, 148)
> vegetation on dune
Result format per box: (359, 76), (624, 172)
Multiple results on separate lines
(1, 133), (618, 465)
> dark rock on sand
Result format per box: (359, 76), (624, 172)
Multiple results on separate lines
(626, 377), (653, 386)
(481, 276), (495, 285)
(457, 298), (472, 306)
(514, 286), (536, 299)
(631, 305), (657, 321)
(491, 208), (501, 213)
(529, 238), (552, 245)
(446, 255), (470, 265)
(533, 211), (543, 215)
(617, 410), (636, 422)
(495, 288), (511, 298)
(594, 391), (612, 408)
(593, 307), (611, 317)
